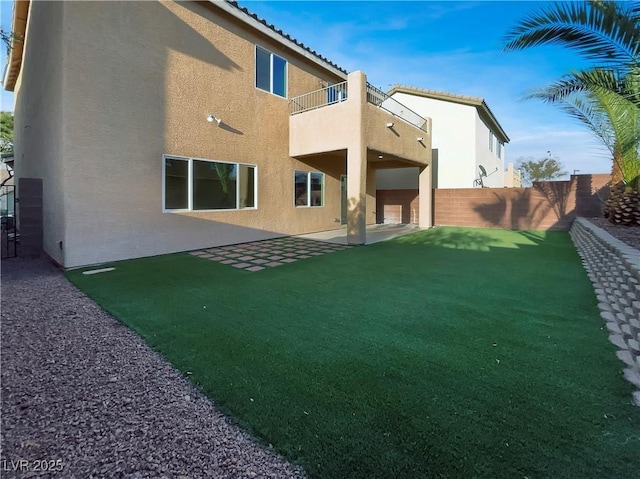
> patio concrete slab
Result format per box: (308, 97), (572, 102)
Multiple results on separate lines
(296, 224), (423, 245)
(189, 225), (422, 273)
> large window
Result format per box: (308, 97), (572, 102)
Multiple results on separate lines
(256, 46), (287, 98)
(497, 141), (503, 159)
(489, 131), (494, 152)
(163, 156), (256, 211)
(295, 171), (324, 207)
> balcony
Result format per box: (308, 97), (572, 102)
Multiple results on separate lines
(290, 81), (349, 115)
(291, 81), (428, 133)
(288, 71), (433, 245)
(289, 71), (431, 167)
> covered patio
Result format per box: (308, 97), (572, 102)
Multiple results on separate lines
(289, 71), (433, 245)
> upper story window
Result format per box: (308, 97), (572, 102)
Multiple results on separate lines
(497, 141), (503, 159)
(489, 131), (494, 152)
(256, 46), (287, 98)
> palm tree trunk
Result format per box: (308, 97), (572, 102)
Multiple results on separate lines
(611, 151), (625, 185)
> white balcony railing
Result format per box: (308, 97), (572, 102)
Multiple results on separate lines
(366, 84), (429, 132)
(289, 81), (348, 115)
(289, 81), (428, 134)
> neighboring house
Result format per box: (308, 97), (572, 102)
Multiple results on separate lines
(375, 86), (509, 224)
(378, 86), (509, 188)
(3, 0), (433, 268)
(504, 162), (522, 188)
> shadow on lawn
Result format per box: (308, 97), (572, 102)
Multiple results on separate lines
(394, 227), (497, 250)
(516, 230), (547, 246)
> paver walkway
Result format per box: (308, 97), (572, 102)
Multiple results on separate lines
(189, 237), (351, 272)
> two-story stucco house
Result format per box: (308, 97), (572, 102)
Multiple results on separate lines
(3, 0), (433, 268)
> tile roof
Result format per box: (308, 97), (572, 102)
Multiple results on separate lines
(388, 84), (510, 143)
(223, 1), (348, 76)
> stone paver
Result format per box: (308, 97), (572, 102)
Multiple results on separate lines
(189, 237), (352, 272)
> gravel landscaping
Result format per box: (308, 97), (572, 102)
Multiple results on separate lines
(0, 257), (306, 479)
(586, 217), (640, 251)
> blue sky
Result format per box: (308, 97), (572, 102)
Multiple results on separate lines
(0, 0), (612, 175)
(242, 0), (611, 176)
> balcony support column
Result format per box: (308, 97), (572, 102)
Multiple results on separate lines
(346, 71), (368, 245)
(418, 163), (433, 228)
(346, 146), (367, 244)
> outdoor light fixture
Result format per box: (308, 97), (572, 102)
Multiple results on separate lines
(207, 114), (222, 125)
(386, 122), (394, 128)
(417, 137), (424, 142)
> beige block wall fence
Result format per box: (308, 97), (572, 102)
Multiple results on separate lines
(570, 218), (640, 406)
(377, 174), (610, 231)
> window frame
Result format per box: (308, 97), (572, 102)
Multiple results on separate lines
(162, 155), (258, 213)
(255, 45), (288, 98)
(294, 170), (324, 208)
(162, 156), (191, 212)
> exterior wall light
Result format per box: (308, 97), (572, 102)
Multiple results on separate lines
(207, 114), (222, 125)
(386, 122), (394, 128)
(417, 137), (424, 142)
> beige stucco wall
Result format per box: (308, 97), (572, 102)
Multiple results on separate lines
(364, 104), (430, 165)
(12, 0), (66, 265)
(290, 71), (430, 242)
(37, 0), (351, 267)
(290, 74), (430, 167)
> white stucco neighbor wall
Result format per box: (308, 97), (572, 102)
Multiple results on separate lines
(377, 91), (507, 190)
(383, 92), (476, 189)
(474, 111), (504, 188)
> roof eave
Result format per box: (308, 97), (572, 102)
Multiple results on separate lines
(2, 0), (348, 93)
(2, 0), (30, 92)
(209, 1), (347, 80)
(389, 84), (510, 144)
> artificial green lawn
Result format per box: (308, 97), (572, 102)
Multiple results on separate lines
(67, 227), (640, 478)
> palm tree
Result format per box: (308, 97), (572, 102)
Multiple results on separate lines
(503, 0), (640, 224)
(527, 69), (639, 188)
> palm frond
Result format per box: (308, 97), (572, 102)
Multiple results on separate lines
(503, 1), (640, 65)
(526, 75), (640, 184)
(525, 68), (640, 109)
